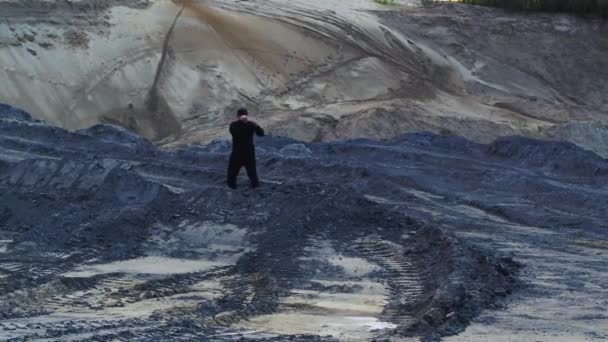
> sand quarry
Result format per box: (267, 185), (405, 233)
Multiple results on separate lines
(0, 1), (607, 341)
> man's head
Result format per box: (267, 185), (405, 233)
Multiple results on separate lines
(237, 108), (248, 122)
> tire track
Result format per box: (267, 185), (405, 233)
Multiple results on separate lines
(352, 239), (424, 327)
(204, 273), (280, 327)
(125, 265), (233, 300)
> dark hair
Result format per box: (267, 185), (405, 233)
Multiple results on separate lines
(237, 108), (248, 117)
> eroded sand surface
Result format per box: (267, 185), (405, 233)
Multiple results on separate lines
(1, 0), (607, 156)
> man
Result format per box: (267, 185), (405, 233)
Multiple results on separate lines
(227, 108), (265, 189)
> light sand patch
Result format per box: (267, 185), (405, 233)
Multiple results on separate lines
(453, 204), (509, 223)
(239, 313), (397, 342)
(99, 288), (222, 318)
(285, 288), (389, 315)
(312, 279), (389, 294)
(63, 256), (226, 277)
(327, 256), (382, 277)
(0, 239), (11, 253)
(366, 189), (444, 205)
(303, 240), (381, 277)
(175, 221), (250, 251)
(365, 194), (404, 205)
(575, 239), (608, 250)
(247, 239), (409, 340)
(190, 278), (226, 299)
(406, 189), (445, 201)
(239, 312), (397, 341)
(148, 220), (252, 255)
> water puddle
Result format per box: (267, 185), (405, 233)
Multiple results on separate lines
(237, 239), (405, 340)
(238, 312), (397, 341)
(0, 239), (11, 253)
(63, 256), (226, 277)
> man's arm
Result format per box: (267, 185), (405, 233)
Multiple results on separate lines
(252, 122), (265, 137)
(229, 122), (236, 136)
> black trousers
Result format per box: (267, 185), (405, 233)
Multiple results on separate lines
(227, 153), (259, 188)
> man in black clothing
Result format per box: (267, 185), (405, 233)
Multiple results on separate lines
(227, 108), (265, 189)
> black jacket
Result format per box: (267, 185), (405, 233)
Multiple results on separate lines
(230, 120), (264, 156)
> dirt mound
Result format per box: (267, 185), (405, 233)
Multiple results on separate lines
(2, 104), (607, 341)
(78, 124), (155, 153)
(0, 104), (32, 122)
(0, 106), (526, 341)
(487, 136), (608, 176)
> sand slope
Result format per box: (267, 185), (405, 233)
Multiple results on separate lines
(0, 0), (607, 155)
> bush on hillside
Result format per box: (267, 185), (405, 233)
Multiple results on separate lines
(453, 0), (608, 16)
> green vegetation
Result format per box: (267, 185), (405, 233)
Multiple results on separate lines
(372, 0), (608, 16)
(453, 0), (608, 16)
(374, 0), (398, 5)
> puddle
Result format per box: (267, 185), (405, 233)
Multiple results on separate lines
(63, 256), (226, 277)
(304, 240), (380, 277)
(0, 239), (11, 253)
(326, 256), (381, 277)
(238, 239), (405, 341)
(238, 312), (397, 341)
(286, 287), (389, 314)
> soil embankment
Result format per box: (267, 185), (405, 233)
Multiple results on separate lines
(2, 105), (607, 340)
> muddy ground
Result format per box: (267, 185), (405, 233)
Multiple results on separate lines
(1, 104), (606, 341)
